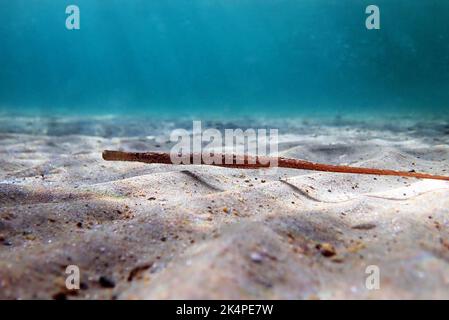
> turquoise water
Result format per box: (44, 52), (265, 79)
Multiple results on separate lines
(0, 0), (448, 119)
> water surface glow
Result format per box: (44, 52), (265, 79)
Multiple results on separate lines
(0, 0), (448, 118)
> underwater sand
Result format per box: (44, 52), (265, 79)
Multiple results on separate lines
(1, 116), (449, 299)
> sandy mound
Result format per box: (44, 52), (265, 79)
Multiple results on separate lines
(1, 118), (449, 299)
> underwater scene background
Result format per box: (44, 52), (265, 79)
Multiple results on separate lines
(2, 1), (449, 301)
(0, 0), (448, 119)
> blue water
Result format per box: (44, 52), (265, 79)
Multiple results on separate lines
(0, 0), (448, 119)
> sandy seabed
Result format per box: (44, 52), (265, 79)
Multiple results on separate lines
(0, 116), (449, 299)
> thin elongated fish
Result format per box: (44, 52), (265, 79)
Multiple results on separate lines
(103, 150), (449, 181)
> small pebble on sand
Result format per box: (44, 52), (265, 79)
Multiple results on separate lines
(250, 252), (263, 263)
(316, 243), (336, 257)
